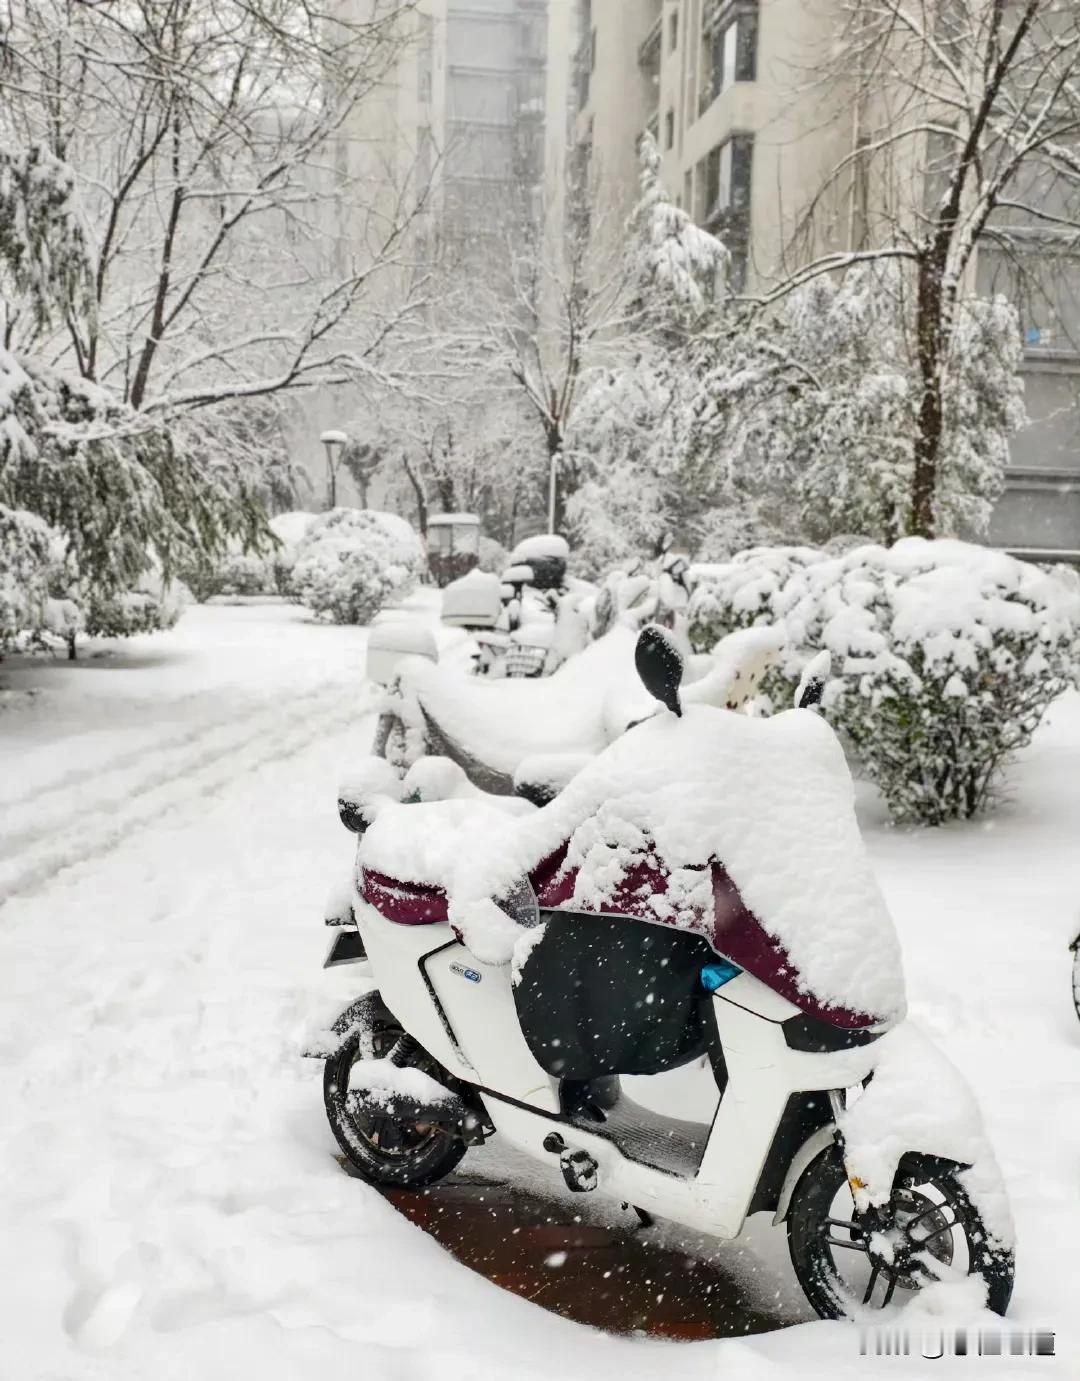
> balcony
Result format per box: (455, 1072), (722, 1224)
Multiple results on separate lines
(638, 13), (662, 75)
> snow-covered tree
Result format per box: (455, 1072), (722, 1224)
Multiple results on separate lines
(449, 169), (645, 531)
(3, 0), (425, 410)
(629, 132), (728, 337)
(0, 142), (278, 652)
(0, 144), (92, 344)
(0, 343), (260, 605)
(566, 136), (740, 568)
(711, 262), (1026, 544)
(769, 0), (1080, 538)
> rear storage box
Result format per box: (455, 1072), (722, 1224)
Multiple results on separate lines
(366, 623), (438, 687)
(441, 569), (503, 629)
(513, 912), (713, 1079)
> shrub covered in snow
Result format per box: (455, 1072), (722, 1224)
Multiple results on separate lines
(290, 508), (423, 625)
(268, 511), (319, 595)
(688, 547), (827, 657)
(217, 552), (273, 598)
(1, 504), (53, 647)
(177, 512), (318, 602)
(690, 540), (1080, 823)
(2, 504), (187, 656)
(81, 572), (188, 640)
(477, 534), (508, 575)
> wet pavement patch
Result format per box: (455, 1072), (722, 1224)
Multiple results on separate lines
(376, 1178), (785, 1340)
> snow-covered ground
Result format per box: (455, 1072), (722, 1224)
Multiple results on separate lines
(1, 600), (1077, 1379)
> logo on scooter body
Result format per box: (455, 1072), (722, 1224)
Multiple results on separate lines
(450, 961), (482, 983)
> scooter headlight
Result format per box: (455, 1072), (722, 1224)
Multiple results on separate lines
(700, 959), (742, 993)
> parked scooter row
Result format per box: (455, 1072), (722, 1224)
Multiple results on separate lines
(441, 536), (692, 681)
(309, 622), (1016, 1325)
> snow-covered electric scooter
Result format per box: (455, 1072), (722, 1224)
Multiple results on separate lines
(311, 629), (1015, 1322)
(370, 613), (783, 800)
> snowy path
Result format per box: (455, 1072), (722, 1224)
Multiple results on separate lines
(1, 605), (1077, 1379)
(0, 614), (740, 1381)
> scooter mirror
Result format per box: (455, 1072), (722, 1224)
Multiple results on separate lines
(635, 625), (683, 717)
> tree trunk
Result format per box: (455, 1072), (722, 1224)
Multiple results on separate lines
(66, 630), (77, 661)
(402, 454), (429, 537)
(910, 256), (947, 540)
(546, 425), (567, 532)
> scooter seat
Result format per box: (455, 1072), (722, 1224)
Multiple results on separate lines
(359, 795), (517, 927)
(361, 868), (449, 925)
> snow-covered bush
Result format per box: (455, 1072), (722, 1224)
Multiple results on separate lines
(268, 510), (318, 595)
(216, 552), (272, 598)
(177, 512), (318, 601)
(2, 504), (187, 656)
(689, 540), (1080, 823)
(290, 508), (423, 625)
(688, 547), (826, 657)
(0, 505), (54, 647)
(477, 535), (508, 574)
(82, 573), (188, 639)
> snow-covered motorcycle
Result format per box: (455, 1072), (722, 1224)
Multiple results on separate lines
(310, 627), (1015, 1323)
(370, 616), (784, 799)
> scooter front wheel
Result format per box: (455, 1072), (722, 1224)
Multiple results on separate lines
(323, 1017), (467, 1188)
(787, 1143), (1014, 1319)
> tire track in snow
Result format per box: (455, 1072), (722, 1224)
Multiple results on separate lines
(0, 682), (377, 906)
(0, 690), (262, 813)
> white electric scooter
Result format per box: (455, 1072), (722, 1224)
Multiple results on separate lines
(310, 629), (1015, 1323)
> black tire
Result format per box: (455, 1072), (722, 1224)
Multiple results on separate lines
(787, 1143), (1014, 1320)
(1071, 942), (1080, 1023)
(323, 1015), (467, 1188)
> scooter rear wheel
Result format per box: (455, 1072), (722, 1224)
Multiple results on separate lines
(787, 1143), (1014, 1319)
(323, 1017), (467, 1188)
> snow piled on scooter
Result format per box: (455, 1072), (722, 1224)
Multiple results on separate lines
(390, 623), (644, 776)
(364, 700), (906, 1023)
(385, 621), (785, 778)
(838, 1023), (1015, 1252)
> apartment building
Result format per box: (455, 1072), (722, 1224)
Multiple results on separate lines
(573, 0), (1080, 560)
(337, 0), (577, 250)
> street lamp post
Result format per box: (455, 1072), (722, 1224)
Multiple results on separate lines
(319, 429), (347, 510)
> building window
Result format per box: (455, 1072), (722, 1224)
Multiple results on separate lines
(700, 1), (758, 114)
(703, 133), (753, 290)
(665, 108), (675, 149)
(683, 167), (693, 213)
(669, 8), (679, 51)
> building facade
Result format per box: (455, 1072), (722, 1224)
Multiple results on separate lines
(336, 0), (577, 249)
(572, 0), (1080, 561)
